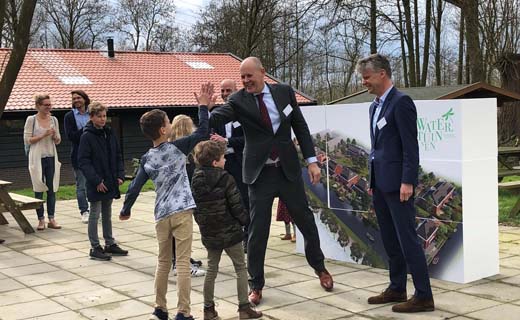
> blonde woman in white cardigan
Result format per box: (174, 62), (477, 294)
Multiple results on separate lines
(24, 94), (62, 230)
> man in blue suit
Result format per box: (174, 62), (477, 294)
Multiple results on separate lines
(357, 54), (434, 313)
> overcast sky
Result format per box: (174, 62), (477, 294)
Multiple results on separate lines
(175, 0), (208, 28)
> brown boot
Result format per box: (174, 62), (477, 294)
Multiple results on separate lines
(203, 304), (221, 320)
(238, 303), (262, 319)
(367, 288), (407, 304)
(392, 296), (435, 313)
(280, 234), (292, 240)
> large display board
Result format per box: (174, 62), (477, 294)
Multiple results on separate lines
(295, 98), (498, 283)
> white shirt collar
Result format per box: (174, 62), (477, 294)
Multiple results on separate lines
(260, 83), (270, 95)
(375, 85), (393, 105)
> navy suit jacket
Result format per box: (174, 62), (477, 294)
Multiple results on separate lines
(369, 87), (419, 193)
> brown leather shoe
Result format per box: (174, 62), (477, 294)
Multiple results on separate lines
(238, 303), (262, 319)
(47, 220), (62, 229)
(367, 288), (407, 304)
(248, 289), (262, 305)
(203, 303), (221, 320)
(392, 296), (435, 313)
(280, 234), (292, 240)
(316, 269), (333, 291)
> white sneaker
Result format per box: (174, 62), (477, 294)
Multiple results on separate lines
(172, 264), (206, 277)
(81, 211), (89, 224)
(191, 264), (206, 277)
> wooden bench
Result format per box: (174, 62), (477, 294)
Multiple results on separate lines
(0, 180), (43, 234)
(499, 169), (520, 178)
(498, 181), (520, 218)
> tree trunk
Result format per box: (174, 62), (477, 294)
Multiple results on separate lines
(445, 0), (483, 83)
(402, 0), (416, 86)
(413, 0), (421, 84)
(457, 9), (464, 84)
(370, 0), (377, 53)
(0, 0), (6, 46)
(434, 0), (444, 86)
(397, 0), (409, 87)
(465, 39), (470, 84)
(497, 53), (520, 144)
(465, 0), (484, 82)
(0, 0), (37, 119)
(421, 0), (432, 86)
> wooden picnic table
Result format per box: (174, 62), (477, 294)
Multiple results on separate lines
(498, 146), (520, 179)
(499, 181), (520, 217)
(0, 180), (43, 234)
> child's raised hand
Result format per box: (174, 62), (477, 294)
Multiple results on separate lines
(117, 178), (123, 185)
(208, 93), (218, 110)
(194, 82), (215, 107)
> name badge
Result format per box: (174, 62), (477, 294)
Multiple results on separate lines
(377, 117), (387, 130)
(232, 121), (241, 128)
(283, 104), (293, 116)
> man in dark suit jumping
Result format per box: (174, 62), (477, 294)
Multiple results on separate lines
(197, 57), (333, 305)
(358, 54), (434, 313)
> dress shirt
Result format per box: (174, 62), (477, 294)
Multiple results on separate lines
(73, 107), (89, 130)
(257, 84), (317, 164)
(371, 85), (394, 160)
(224, 122), (235, 154)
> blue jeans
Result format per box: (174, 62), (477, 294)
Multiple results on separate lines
(34, 157), (56, 220)
(73, 168), (89, 214)
(88, 199), (115, 248)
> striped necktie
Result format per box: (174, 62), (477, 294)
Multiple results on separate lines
(256, 93), (279, 160)
(372, 97), (382, 134)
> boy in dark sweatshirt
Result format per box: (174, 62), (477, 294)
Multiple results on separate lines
(78, 101), (128, 261)
(191, 140), (262, 320)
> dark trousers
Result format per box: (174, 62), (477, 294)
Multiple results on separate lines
(247, 166), (325, 290)
(372, 187), (433, 299)
(35, 157), (56, 220)
(225, 153), (250, 242)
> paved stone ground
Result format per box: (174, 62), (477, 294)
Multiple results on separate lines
(1, 193), (520, 319)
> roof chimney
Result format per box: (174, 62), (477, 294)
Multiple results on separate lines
(107, 38), (115, 58)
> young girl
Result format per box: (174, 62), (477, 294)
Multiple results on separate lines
(277, 200), (296, 242)
(170, 114), (205, 277)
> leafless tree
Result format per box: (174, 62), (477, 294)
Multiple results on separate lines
(1, 0), (45, 47)
(40, 0), (111, 49)
(445, 0), (484, 82)
(115, 0), (175, 51)
(0, 0), (37, 118)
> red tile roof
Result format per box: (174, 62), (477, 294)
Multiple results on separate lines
(0, 49), (315, 112)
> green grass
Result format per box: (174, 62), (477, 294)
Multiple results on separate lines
(11, 175), (520, 225)
(11, 180), (155, 200)
(499, 175), (520, 225)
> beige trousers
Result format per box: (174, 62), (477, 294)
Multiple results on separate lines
(154, 209), (193, 316)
